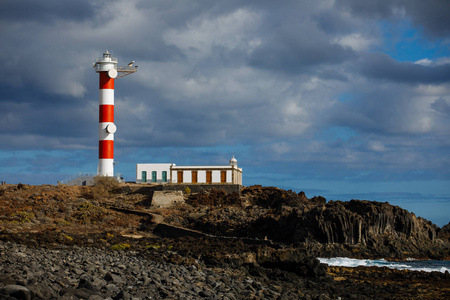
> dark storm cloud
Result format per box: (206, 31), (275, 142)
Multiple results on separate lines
(314, 9), (359, 34)
(249, 38), (353, 74)
(431, 98), (450, 115)
(327, 86), (435, 136)
(335, 0), (450, 38)
(0, 83), (96, 140)
(360, 53), (450, 84)
(0, 0), (95, 23)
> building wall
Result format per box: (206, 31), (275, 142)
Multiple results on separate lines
(226, 170), (231, 183)
(198, 170), (206, 182)
(170, 166), (242, 185)
(136, 163), (173, 183)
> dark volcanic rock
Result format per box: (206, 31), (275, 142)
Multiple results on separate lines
(179, 186), (450, 259)
(241, 185), (310, 208)
(187, 189), (241, 207)
(0, 285), (31, 300)
(249, 198), (447, 258)
(439, 222), (450, 242)
(256, 247), (326, 278)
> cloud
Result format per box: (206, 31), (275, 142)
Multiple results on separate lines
(335, 0), (450, 38)
(0, 0), (95, 23)
(332, 33), (378, 51)
(359, 53), (450, 84)
(0, 0), (448, 192)
(431, 98), (450, 115)
(163, 8), (262, 60)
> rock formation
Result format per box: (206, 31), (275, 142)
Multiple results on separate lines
(184, 185), (450, 259)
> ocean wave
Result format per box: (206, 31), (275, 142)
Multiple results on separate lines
(318, 257), (450, 273)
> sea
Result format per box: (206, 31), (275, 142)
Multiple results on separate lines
(318, 257), (450, 273)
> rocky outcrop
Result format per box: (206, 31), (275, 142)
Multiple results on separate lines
(301, 200), (438, 244)
(252, 200), (447, 258)
(178, 186), (450, 259)
(439, 222), (450, 242)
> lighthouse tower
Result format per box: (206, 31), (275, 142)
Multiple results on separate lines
(93, 50), (136, 177)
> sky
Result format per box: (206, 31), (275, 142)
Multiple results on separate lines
(1, 0), (449, 226)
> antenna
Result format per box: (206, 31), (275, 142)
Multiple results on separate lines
(116, 64), (138, 79)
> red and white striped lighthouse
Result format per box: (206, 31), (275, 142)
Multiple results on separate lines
(93, 51), (137, 177)
(94, 50), (117, 176)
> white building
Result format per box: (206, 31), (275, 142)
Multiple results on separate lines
(136, 157), (242, 185)
(136, 163), (173, 184)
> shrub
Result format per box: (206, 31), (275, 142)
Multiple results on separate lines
(57, 219), (71, 226)
(184, 187), (191, 195)
(92, 176), (121, 199)
(11, 211), (35, 223)
(75, 201), (107, 224)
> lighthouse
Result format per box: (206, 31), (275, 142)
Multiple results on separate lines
(93, 51), (137, 177)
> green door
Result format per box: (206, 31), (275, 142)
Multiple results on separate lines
(162, 171), (167, 183)
(152, 171), (157, 182)
(142, 171), (147, 183)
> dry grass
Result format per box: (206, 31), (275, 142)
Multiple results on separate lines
(92, 176), (121, 200)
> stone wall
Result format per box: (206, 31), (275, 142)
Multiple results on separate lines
(162, 184), (243, 194)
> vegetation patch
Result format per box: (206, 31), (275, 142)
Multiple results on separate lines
(74, 201), (107, 224)
(64, 235), (73, 241)
(111, 243), (131, 250)
(146, 244), (161, 250)
(92, 176), (121, 199)
(10, 211), (35, 223)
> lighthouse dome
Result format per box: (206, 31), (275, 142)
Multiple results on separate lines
(229, 156), (238, 167)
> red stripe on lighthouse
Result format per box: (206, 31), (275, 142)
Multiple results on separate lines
(100, 72), (114, 89)
(99, 140), (114, 159)
(99, 105), (114, 122)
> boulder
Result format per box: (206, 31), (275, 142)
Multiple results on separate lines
(0, 285), (31, 300)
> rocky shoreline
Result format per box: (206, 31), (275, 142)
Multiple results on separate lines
(1, 183), (450, 299)
(1, 233), (450, 299)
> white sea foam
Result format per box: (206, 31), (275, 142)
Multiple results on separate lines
(318, 257), (450, 273)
